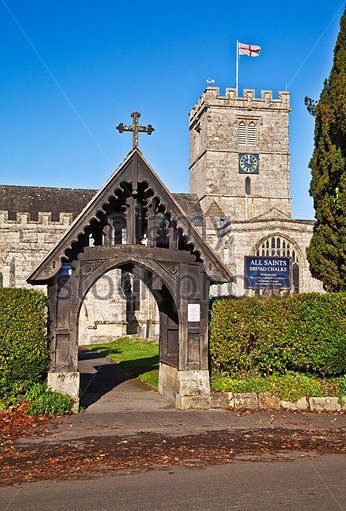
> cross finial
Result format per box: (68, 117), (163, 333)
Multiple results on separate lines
(116, 112), (155, 149)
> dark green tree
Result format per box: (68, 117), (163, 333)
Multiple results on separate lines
(306, 9), (346, 291)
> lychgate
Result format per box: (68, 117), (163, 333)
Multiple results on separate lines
(28, 148), (233, 409)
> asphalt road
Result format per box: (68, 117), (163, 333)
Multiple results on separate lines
(1, 454), (345, 511)
(2, 351), (345, 510)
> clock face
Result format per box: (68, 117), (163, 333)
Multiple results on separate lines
(239, 153), (260, 174)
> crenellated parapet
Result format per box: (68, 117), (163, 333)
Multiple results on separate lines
(0, 210), (74, 226)
(190, 87), (290, 128)
(0, 210), (74, 249)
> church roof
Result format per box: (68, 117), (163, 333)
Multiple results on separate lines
(0, 185), (203, 226)
(0, 185), (96, 222)
(27, 149), (232, 284)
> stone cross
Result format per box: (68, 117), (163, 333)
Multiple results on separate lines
(116, 112), (155, 149)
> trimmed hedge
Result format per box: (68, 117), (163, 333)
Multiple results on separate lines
(0, 288), (49, 397)
(210, 292), (346, 378)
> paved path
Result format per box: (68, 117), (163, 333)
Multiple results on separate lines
(19, 348), (346, 444)
(78, 348), (169, 413)
(1, 455), (345, 511)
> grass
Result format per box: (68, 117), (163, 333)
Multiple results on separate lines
(211, 372), (346, 402)
(85, 337), (159, 389)
(83, 337), (346, 401)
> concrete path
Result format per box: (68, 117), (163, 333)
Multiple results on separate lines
(18, 348), (346, 445)
(78, 348), (170, 413)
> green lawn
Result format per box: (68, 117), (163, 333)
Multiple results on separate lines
(84, 337), (159, 389)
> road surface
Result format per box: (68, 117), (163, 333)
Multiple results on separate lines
(1, 454), (345, 511)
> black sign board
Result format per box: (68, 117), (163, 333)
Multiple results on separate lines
(244, 256), (291, 289)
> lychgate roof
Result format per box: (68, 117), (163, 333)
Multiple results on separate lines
(27, 149), (233, 285)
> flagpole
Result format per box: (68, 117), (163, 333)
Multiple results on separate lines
(235, 40), (239, 97)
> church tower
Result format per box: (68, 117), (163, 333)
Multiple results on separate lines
(189, 87), (292, 225)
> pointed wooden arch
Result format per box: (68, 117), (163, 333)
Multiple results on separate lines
(28, 149), (234, 410)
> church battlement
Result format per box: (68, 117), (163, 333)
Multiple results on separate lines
(0, 184), (96, 228)
(190, 87), (290, 126)
(0, 210), (74, 226)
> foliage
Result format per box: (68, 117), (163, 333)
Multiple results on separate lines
(304, 96), (317, 116)
(139, 369), (159, 389)
(211, 372), (344, 403)
(0, 381), (73, 416)
(338, 374), (346, 395)
(0, 288), (49, 399)
(25, 383), (72, 416)
(209, 293), (346, 378)
(306, 9), (346, 290)
(85, 337), (159, 389)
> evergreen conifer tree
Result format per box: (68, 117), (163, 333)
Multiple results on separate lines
(306, 9), (346, 291)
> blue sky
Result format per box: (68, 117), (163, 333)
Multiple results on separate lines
(0, 1), (344, 219)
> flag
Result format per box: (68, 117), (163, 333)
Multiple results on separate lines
(238, 42), (261, 57)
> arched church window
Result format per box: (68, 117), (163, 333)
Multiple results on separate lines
(245, 177), (251, 195)
(238, 122), (247, 145)
(121, 271), (141, 334)
(255, 235), (300, 294)
(256, 235), (299, 262)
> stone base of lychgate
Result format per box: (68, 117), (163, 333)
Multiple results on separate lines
(158, 362), (211, 409)
(47, 371), (80, 412)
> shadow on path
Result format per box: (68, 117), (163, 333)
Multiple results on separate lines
(78, 348), (159, 410)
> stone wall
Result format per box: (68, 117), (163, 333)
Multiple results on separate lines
(209, 218), (324, 296)
(0, 210), (72, 291)
(79, 269), (159, 344)
(0, 209), (160, 344)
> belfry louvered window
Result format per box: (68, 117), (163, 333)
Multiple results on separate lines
(248, 122), (256, 145)
(238, 121), (257, 146)
(238, 122), (247, 145)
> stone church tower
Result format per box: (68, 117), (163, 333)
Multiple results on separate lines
(189, 87), (323, 296)
(189, 87), (291, 222)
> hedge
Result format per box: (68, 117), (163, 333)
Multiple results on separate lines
(0, 288), (49, 397)
(209, 292), (346, 378)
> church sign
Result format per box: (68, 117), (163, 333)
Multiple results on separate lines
(244, 256), (290, 289)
